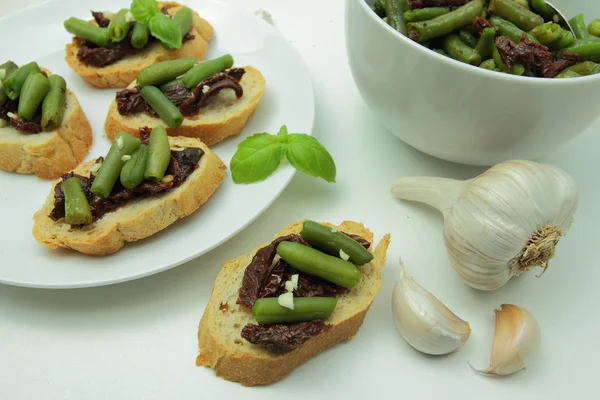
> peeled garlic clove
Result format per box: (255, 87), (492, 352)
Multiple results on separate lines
(392, 259), (471, 355)
(472, 304), (541, 376)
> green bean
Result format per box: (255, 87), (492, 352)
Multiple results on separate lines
(144, 125), (171, 182)
(140, 86), (183, 128)
(299, 221), (374, 266)
(62, 177), (92, 226)
(108, 8), (131, 42)
(529, 0), (555, 21)
(17, 72), (50, 121)
(384, 0), (404, 33)
(564, 38), (600, 58)
(41, 75), (67, 130)
(137, 57), (196, 87)
(404, 7), (449, 23)
(120, 145), (149, 189)
(489, 16), (539, 43)
(372, 0), (386, 18)
(252, 297), (338, 325)
(173, 7), (193, 36)
(513, 0), (529, 9)
(565, 61), (598, 76)
(555, 69), (581, 78)
(569, 14), (590, 39)
(181, 54), (234, 88)
(550, 30), (576, 50)
(64, 17), (111, 47)
(588, 19), (600, 37)
(0, 61), (18, 106)
(159, 78), (183, 92)
(276, 242), (361, 288)
(91, 132), (141, 198)
(407, 0), (484, 43)
(493, 46), (525, 75)
(443, 33), (482, 66)
(529, 22), (561, 46)
(131, 22), (149, 49)
(0, 61), (18, 80)
(489, 0), (543, 32)
(480, 59), (497, 70)
(459, 29), (479, 48)
(475, 27), (496, 60)
(3, 62), (40, 100)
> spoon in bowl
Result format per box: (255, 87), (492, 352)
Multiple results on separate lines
(536, 1), (576, 36)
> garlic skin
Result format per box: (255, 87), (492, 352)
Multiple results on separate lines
(391, 160), (579, 291)
(392, 260), (471, 355)
(472, 304), (541, 376)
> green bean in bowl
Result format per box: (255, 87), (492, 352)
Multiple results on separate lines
(371, 0), (600, 78)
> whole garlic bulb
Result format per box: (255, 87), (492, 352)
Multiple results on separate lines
(391, 160), (579, 290)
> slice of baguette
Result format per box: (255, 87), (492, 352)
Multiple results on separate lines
(196, 220), (391, 386)
(104, 66), (266, 146)
(0, 88), (93, 180)
(32, 136), (226, 256)
(65, 2), (214, 88)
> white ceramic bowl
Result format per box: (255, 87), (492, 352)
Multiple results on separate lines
(345, 0), (600, 166)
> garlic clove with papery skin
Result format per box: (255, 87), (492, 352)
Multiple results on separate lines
(392, 259), (471, 356)
(391, 160), (579, 291)
(471, 304), (541, 376)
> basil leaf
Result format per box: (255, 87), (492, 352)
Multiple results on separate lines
(231, 133), (286, 184)
(285, 134), (336, 183)
(130, 0), (160, 24)
(277, 125), (288, 139)
(148, 12), (182, 49)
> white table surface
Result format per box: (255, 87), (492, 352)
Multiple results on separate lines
(1, 1), (598, 399)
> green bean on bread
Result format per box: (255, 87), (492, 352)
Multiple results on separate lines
(18, 72), (50, 122)
(41, 75), (67, 130)
(64, 17), (111, 47)
(137, 58), (197, 88)
(140, 86), (184, 128)
(91, 132), (141, 198)
(276, 241), (362, 288)
(368, 0), (600, 78)
(62, 177), (93, 226)
(144, 125), (171, 181)
(120, 145), (149, 190)
(252, 297), (338, 325)
(131, 22), (150, 49)
(181, 54), (234, 88)
(299, 220), (374, 265)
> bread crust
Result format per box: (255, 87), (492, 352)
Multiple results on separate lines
(32, 136), (226, 256)
(65, 2), (214, 88)
(0, 88), (93, 180)
(104, 66), (266, 146)
(196, 221), (391, 386)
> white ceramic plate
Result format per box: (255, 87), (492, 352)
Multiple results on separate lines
(0, 0), (314, 288)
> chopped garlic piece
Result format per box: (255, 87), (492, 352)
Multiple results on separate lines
(202, 85), (210, 94)
(278, 292), (294, 310)
(331, 228), (337, 233)
(339, 249), (350, 261)
(116, 136), (124, 150)
(285, 280), (294, 293)
(6, 112), (17, 120)
(121, 155), (131, 162)
(125, 11), (134, 23)
(89, 162), (102, 176)
(291, 274), (299, 289)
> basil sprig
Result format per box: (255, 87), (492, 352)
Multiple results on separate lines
(130, 0), (182, 49)
(231, 126), (336, 184)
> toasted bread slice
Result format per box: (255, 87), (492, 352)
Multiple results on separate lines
(0, 88), (93, 180)
(104, 66), (266, 146)
(196, 221), (391, 386)
(65, 2), (214, 88)
(32, 136), (226, 256)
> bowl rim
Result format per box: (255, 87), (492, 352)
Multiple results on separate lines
(352, 0), (600, 86)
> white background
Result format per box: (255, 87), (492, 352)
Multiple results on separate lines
(1, 1), (598, 399)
